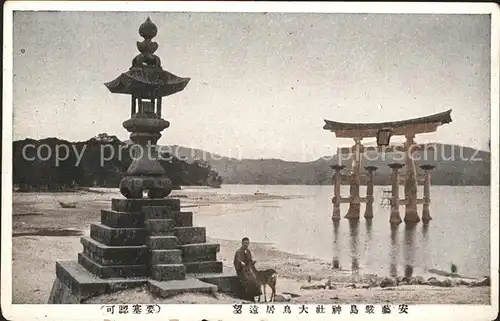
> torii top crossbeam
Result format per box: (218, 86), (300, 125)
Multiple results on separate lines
(323, 109), (452, 138)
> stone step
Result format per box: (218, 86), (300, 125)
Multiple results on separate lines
(172, 212), (193, 227)
(101, 210), (144, 228)
(142, 206), (171, 219)
(146, 219), (175, 236)
(174, 227), (206, 245)
(78, 253), (148, 279)
(80, 236), (148, 266)
(184, 261), (223, 274)
(148, 236), (179, 250)
(179, 243), (220, 258)
(186, 266), (240, 295)
(141, 209), (193, 227)
(151, 264), (186, 281)
(182, 252), (217, 263)
(112, 198), (180, 213)
(148, 279), (217, 298)
(90, 223), (147, 246)
(141, 202), (181, 219)
(151, 249), (183, 265)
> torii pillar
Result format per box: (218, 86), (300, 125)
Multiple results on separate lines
(403, 134), (420, 223)
(388, 163), (404, 225)
(420, 164), (435, 224)
(345, 138), (362, 220)
(331, 165), (345, 221)
(364, 166), (378, 219)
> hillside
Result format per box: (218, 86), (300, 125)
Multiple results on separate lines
(168, 144), (491, 186)
(12, 135), (223, 191)
(12, 137), (491, 189)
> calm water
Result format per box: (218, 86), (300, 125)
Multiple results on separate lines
(191, 185), (491, 278)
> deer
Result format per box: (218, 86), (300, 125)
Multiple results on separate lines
(256, 268), (277, 302)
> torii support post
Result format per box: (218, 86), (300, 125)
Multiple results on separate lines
(364, 166), (378, 219)
(388, 163), (404, 225)
(331, 165), (345, 221)
(420, 164), (435, 224)
(345, 138), (362, 220)
(403, 134), (420, 224)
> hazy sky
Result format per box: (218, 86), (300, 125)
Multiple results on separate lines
(12, 11), (491, 161)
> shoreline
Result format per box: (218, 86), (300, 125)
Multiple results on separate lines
(11, 190), (491, 304)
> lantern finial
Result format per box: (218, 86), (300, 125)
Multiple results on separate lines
(133, 17), (161, 68)
(139, 17), (158, 40)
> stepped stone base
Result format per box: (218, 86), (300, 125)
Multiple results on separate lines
(49, 198), (240, 303)
(48, 261), (239, 303)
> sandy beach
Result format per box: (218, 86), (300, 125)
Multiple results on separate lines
(11, 189), (491, 304)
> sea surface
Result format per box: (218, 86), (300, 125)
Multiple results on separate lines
(188, 185), (491, 278)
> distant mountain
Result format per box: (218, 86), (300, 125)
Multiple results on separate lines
(12, 136), (491, 190)
(167, 143), (491, 186)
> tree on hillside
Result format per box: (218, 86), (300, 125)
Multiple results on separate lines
(13, 137), (223, 190)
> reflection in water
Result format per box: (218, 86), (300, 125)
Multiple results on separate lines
(364, 219), (373, 268)
(348, 219), (360, 272)
(421, 223), (430, 270)
(390, 224), (399, 277)
(332, 220), (340, 269)
(403, 223), (417, 277)
(422, 223), (429, 239)
(199, 185), (489, 278)
(366, 219), (373, 239)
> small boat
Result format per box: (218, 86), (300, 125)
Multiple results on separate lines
(59, 201), (77, 208)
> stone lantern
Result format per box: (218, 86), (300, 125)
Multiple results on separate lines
(48, 18), (235, 304)
(105, 17), (190, 199)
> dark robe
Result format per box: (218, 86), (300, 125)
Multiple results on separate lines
(233, 246), (261, 300)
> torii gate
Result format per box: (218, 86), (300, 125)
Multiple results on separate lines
(323, 109), (452, 225)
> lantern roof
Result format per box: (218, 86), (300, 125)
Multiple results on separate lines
(104, 17), (190, 98)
